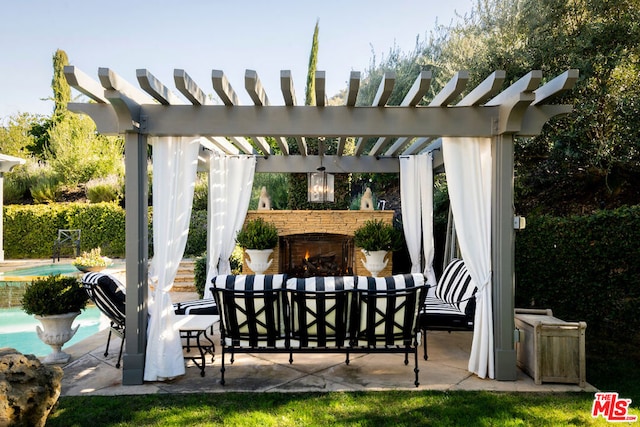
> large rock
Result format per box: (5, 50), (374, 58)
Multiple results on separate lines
(0, 347), (63, 427)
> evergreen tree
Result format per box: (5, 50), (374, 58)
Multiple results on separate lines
(305, 20), (319, 106)
(287, 20), (350, 210)
(51, 49), (71, 120)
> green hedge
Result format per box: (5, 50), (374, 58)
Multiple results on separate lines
(3, 203), (126, 258)
(515, 206), (640, 355)
(4, 204), (212, 260)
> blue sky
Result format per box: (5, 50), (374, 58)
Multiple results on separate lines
(0, 0), (473, 119)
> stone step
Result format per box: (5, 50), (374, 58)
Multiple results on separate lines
(174, 274), (194, 283)
(171, 259), (197, 292)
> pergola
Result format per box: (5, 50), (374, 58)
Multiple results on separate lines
(64, 65), (578, 385)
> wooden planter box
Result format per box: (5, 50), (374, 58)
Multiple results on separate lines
(515, 308), (587, 387)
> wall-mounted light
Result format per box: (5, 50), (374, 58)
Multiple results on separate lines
(307, 171), (334, 203)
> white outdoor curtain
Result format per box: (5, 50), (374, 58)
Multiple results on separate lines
(204, 154), (256, 297)
(144, 136), (200, 381)
(442, 136), (494, 379)
(399, 154), (436, 287)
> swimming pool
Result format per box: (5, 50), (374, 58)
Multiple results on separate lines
(0, 261), (124, 308)
(0, 263), (81, 280)
(0, 306), (107, 357)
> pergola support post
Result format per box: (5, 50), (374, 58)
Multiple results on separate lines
(491, 133), (517, 380)
(122, 130), (149, 385)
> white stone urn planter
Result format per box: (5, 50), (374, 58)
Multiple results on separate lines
(35, 312), (80, 364)
(361, 249), (389, 277)
(245, 249), (274, 274)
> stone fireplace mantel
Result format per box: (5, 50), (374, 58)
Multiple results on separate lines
(242, 210), (394, 276)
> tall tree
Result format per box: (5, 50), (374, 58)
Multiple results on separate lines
(305, 20), (319, 106)
(288, 20), (350, 209)
(51, 49), (71, 120)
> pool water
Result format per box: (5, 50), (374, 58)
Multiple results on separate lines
(0, 263), (81, 278)
(0, 306), (107, 357)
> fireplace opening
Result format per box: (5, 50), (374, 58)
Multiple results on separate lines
(280, 233), (354, 278)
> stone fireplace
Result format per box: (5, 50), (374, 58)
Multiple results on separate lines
(242, 210), (394, 277)
(280, 233), (354, 277)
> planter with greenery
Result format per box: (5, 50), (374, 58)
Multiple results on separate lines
(21, 275), (89, 363)
(235, 218), (279, 274)
(72, 247), (112, 272)
(354, 219), (403, 277)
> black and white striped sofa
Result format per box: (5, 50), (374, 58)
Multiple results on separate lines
(418, 258), (478, 359)
(210, 273), (428, 386)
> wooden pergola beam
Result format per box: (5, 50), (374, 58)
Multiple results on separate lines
(337, 71), (361, 156)
(211, 69), (240, 106)
(137, 69), (183, 105)
(429, 70), (469, 106)
(354, 71), (396, 155)
(315, 71), (326, 107)
(64, 66), (109, 103)
(458, 70), (506, 106)
(280, 70), (307, 155)
(532, 69), (579, 105)
(174, 69), (208, 105)
(370, 71), (432, 156)
(137, 104), (499, 137)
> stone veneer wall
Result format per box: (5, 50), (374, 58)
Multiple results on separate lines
(243, 210), (394, 276)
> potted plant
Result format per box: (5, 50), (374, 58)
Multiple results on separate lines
(73, 247), (112, 273)
(354, 219), (403, 277)
(21, 275), (89, 364)
(235, 217), (279, 274)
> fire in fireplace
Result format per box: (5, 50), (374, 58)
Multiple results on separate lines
(280, 233), (354, 278)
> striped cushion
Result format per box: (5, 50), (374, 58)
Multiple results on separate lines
(434, 259), (476, 314)
(420, 295), (475, 329)
(82, 272), (126, 326)
(212, 274), (286, 291)
(211, 274), (287, 348)
(356, 273), (425, 291)
(285, 275), (355, 291)
(173, 298), (217, 315)
(354, 274), (426, 347)
(286, 276), (355, 348)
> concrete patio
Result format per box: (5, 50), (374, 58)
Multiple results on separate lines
(58, 292), (596, 396)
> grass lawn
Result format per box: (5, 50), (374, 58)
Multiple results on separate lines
(45, 336), (639, 426)
(47, 390), (637, 426)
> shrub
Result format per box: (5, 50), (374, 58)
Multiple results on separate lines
(4, 175), (30, 204)
(4, 164), (33, 203)
(30, 174), (61, 204)
(194, 248), (243, 298)
(235, 218), (279, 249)
(354, 219), (403, 252)
(21, 275), (88, 315)
(194, 255), (207, 298)
(86, 175), (123, 203)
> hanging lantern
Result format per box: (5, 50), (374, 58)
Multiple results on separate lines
(307, 171), (334, 203)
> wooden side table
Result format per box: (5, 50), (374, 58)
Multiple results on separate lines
(175, 315), (218, 377)
(515, 308), (586, 387)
